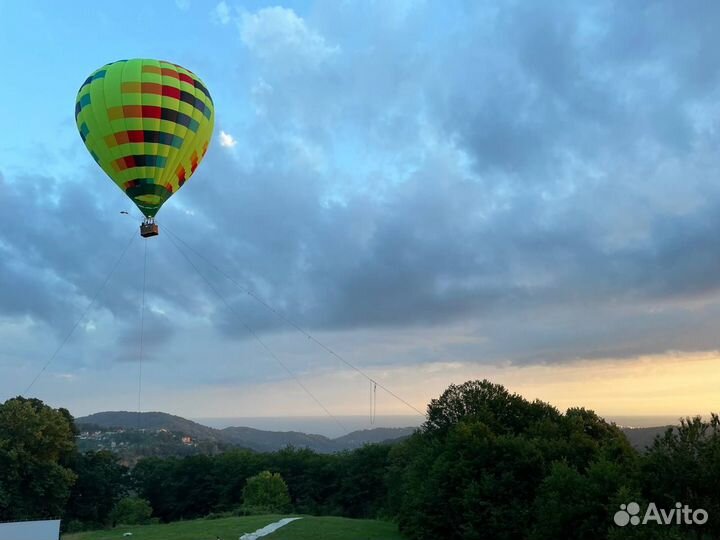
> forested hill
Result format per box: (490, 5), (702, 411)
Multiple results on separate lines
(621, 425), (674, 450)
(78, 411), (218, 439)
(76, 411), (416, 454)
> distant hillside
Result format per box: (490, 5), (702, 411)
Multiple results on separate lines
(621, 425), (674, 450)
(219, 426), (340, 453)
(335, 427), (414, 447)
(75, 411), (416, 455)
(79, 411), (679, 454)
(78, 411), (219, 439)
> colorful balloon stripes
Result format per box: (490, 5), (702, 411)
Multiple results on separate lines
(75, 59), (214, 217)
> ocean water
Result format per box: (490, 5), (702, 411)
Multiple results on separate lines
(192, 415), (423, 438)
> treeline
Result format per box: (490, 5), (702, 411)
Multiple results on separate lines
(2, 382), (720, 539)
(0, 396), (391, 530)
(60, 445), (392, 529)
(132, 444), (390, 522)
(387, 381), (719, 539)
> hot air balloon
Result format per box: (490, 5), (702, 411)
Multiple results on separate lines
(75, 59), (214, 237)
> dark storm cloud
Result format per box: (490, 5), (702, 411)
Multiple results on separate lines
(0, 168), (188, 345)
(0, 169), (121, 328)
(4, 1), (720, 367)
(184, 0), (720, 362)
(428, 1), (715, 173)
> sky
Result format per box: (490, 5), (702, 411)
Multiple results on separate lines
(1, 1), (720, 429)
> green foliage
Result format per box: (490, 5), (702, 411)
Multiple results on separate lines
(109, 496), (153, 526)
(63, 519), (90, 534)
(267, 447), (338, 515)
(0, 396), (77, 521)
(424, 380), (535, 435)
(15, 377), (719, 539)
(242, 471), (291, 514)
(131, 454), (222, 521)
(131, 457), (183, 521)
(391, 421), (546, 539)
(390, 379), (639, 540)
(131, 445), (392, 522)
(531, 459), (631, 540)
(203, 510), (235, 519)
(334, 444), (392, 518)
(65, 450), (129, 527)
(605, 487), (688, 540)
(640, 414), (720, 538)
(212, 449), (265, 511)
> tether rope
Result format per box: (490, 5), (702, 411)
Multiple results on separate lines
(162, 225), (425, 417)
(22, 230), (137, 396)
(137, 237), (148, 430)
(164, 230), (349, 434)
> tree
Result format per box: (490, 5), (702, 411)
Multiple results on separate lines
(167, 454), (220, 519)
(109, 497), (153, 526)
(213, 449), (265, 511)
(242, 471), (291, 514)
(423, 380), (568, 437)
(268, 447), (338, 515)
(0, 397), (77, 521)
(392, 420), (546, 540)
(334, 444), (392, 518)
(131, 457), (179, 522)
(390, 380), (639, 540)
(531, 459), (634, 540)
(64, 451), (129, 527)
(640, 415), (720, 539)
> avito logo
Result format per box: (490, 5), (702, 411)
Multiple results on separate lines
(614, 502), (708, 527)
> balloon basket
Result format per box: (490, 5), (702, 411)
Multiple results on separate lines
(140, 219), (159, 238)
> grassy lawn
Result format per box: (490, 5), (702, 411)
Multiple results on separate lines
(63, 515), (404, 540)
(268, 516), (403, 539)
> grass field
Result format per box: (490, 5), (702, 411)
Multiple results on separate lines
(63, 515), (405, 540)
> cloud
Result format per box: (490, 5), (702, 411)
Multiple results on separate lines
(219, 130), (237, 148)
(212, 1), (230, 25)
(0, 170), (135, 330)
(168, 0), (720, 366)
(5, 0), (720, 401)
(175, 0), (190, 11)
(239, 7), (339, 67)
(113, 309), (177, 363)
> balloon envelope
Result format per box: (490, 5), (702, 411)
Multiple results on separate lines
(75, 59), (214, 217)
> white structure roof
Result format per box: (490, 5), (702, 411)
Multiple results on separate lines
(0, 520), (60, 540)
